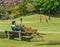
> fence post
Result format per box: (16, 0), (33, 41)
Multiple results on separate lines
(7, 31), (10, 39)
(19, 31), (21, 41)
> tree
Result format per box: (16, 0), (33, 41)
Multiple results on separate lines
(19, 4), (27, 15)
(32, 0), (60, 14)
(0, 6), (6, 18)
(8, 5), (21, 18)
(26, 3), (35, 13)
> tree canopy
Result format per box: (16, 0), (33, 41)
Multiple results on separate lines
(0, 0), (60, 18)
(32, 0), (60, 12)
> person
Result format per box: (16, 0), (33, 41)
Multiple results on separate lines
(45, 17), (48, 23)
(11, 21), (26, 39)
(40, 15), (42, 22)
(20, 17), (22, 23)
(11, 21), (22, 31)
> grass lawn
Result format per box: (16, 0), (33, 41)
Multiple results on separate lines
(0, 14), (60, 47)
(0, 14), (60, 32)
(0, 32), (60, 47)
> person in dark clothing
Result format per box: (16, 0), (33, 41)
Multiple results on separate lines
(11, 21), (24, 39)
(20, 17), (22, 23)
(11, 21), (22, 31)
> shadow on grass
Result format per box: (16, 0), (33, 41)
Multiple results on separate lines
(0, 32), (47, 42)
(0, 32), (20, 41)
(0, 32), (7, 39)
(36, 41), (60, 46)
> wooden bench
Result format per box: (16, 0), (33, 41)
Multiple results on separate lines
(5, 31), (33, 41)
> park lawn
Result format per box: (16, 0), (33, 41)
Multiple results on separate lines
(0, 14), (60, 47)
(0, 32), (60, 47)
(0, 14), (60, 32)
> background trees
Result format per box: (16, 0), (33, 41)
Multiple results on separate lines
(26, 3), (35, 14)
(0, 6), (9, 19)
(32, 0), (60, 14)
(0, 0), (60, 19)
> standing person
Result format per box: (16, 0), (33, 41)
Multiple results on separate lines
(20, 17), (22, 23)
(40, 15), (42, 22)
(45, 17), (48, 23)
(49, 16), (51, 20)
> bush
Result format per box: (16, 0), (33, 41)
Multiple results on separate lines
(26, 3), (35, 13)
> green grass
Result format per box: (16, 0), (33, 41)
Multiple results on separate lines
(0, 14), (60, 32)
(0, 32), (60, 47)
(0, 14), (60, 47)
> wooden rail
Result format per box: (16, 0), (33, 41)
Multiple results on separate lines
(5, 31), (32, 41)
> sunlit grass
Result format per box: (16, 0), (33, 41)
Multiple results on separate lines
(0, 14), (60, 47)
(0, 32), (60, 47)
(0, 14), (60, 32)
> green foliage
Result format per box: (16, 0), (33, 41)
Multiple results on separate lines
(8, 5), (21, 18)
(0, 6), (9, 18)
(32, 0), (41, 10)
(19, 4), (27, 16)
(0, 6), (5, 16)
(0, 0), (60, 18)
(32, 0), (60, 12)
(18, 2), (35, 16)
(26, 3), (35, 13)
